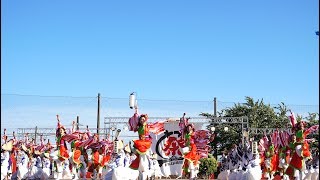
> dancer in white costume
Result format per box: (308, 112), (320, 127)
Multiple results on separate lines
(50, 150), (64, 179)
(311, 150), (319, 180)
(61, 157), (73, 179)
(228, 144), (240, 180)
(105, 152), (139, 180)
(1, 149), (10, 180)
(244, 149), (262, 180)
(149, 153), (164, 179)
(41, 153), (51, 179)
(235, 145), (245, 180)
(29, 153), (43, 179)
(16, 148), (30, 180)
(217, 151), (230, 180)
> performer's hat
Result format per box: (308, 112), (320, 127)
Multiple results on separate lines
(43, 152), (50, 159)
(21, 144), (30, 154)
(124, 144), (131, 153)
(151, 153), (157, 159)
(34, 150), (42, 155)
(1, 140), (13, 151)
(117, 140), (124, 150)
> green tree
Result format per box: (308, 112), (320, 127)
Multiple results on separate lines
(201, 96), (292, 157)
(273, 102), (292, 128)
(198, 154), (218, 179)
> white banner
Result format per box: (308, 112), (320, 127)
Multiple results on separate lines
(150, 121), (202, 176)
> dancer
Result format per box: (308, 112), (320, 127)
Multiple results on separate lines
(56, 115), (70, 161)
(181, 123), (200, 180)
(285, 121), (312, 179)
(129, 113), (153, 179)
(128, 107), (164, 180)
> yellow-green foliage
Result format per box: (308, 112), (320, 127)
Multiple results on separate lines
(198, 154), (218, 177)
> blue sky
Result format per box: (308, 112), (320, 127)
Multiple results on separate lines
(1, 0), (319, 106)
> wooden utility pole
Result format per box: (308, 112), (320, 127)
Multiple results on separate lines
(34, 126), (38, 144)
(76, 116), (80, 130)
(97, 93), (101, 134)
(213, 97), (217, 117)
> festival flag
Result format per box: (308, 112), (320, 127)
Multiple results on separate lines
(62, 133), (80, 143)
(288, 110), (297, 127)
(303, 125), (319, 138)
(279, 130), (290, 147)
(78, 136), (94, 148)
(88, 142), (102, 149)
(148, 121), (165, 135)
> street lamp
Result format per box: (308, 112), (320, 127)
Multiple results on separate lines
(209, 126), (217, 159)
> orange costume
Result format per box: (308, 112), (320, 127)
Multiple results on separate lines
(130, 114), (152, 170)
(56, 115), (70, 161)
(285, 131), (311, 177)
(182, 126), (200, 176)
(285, 122), (312, 178)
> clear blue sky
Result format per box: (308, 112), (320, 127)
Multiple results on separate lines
(1, 0), (319, 105)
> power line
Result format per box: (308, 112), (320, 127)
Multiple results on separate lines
(1, 93), (95, 98)
(1, 93), (319, 106)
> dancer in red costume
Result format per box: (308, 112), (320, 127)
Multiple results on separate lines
(182, 124), (200, 180)
(55, 115), (70, 161)
(128, 106), (165, 180)
(285, 121), (312, 179)
(129, 113), (152, 170)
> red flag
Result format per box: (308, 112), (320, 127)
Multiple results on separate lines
(304, 125), (319, 137)
(148, 121), (165, 135)
(62, 134), (79, 143)
(288, 110), (296, 127)
(78, 136), (94, 148)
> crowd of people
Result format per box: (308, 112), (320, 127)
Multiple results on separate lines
(1, 108), (208, 180)
(1, 110), (318, 180)
(217, 120), (319, 180)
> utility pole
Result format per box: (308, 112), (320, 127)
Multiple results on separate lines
(34, 126), (38, 144)
(97, 93), (101, 134)
(213, 97), (217, 117)
(76, 116), (80, 130)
